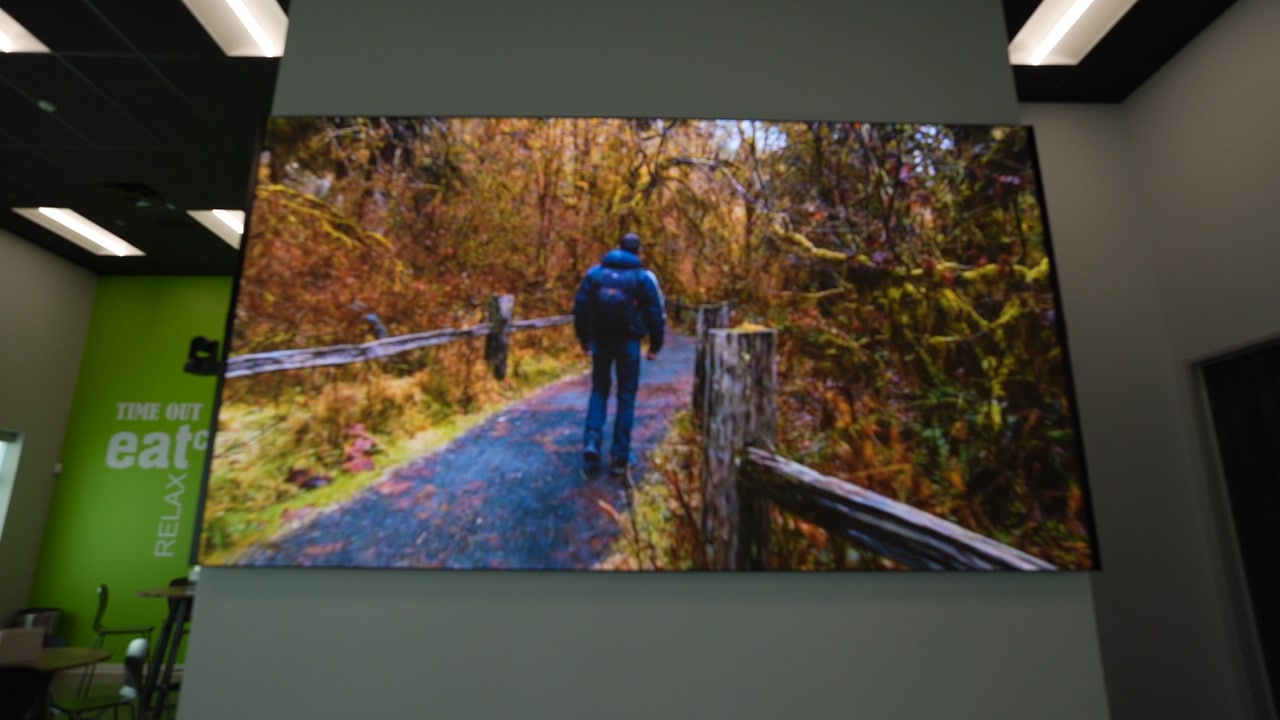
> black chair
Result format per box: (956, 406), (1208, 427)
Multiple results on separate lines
(51, 636), (148, 720)
(145, 578), (190, 718)
(167, 577), (191, 669)
(0, 666), (44, 720)
(80, 584), (153, 695)
(90, 585), (155, 650)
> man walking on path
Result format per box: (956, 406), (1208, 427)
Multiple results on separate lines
(573, 232), (666, 475)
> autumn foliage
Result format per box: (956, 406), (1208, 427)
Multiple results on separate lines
(203, 117), (1095, 570)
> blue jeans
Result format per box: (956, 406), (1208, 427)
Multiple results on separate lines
(584, 338), (642, 462)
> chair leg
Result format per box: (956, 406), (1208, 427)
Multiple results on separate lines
(79, 632), (106, 694)
(78, 662), (97, 697)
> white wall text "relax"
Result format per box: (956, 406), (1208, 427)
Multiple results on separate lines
(103, 401), (208, 557)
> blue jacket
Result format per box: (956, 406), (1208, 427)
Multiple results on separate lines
(573, 249), (665, 353)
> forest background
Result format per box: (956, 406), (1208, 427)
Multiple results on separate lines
(201, 116), (1096, 570)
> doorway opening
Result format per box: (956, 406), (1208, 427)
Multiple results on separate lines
(1201, 338), (1280, 717)
(0, 429), (23, 541)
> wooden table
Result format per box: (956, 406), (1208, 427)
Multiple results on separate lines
(137, 586), (195, 720)
(0, 646), (111, 719)
(29, 646), (112, 673)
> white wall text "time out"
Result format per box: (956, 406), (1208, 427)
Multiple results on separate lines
(104, 401), (208, 558)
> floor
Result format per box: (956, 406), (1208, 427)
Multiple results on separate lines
(46, 665), (181, 720)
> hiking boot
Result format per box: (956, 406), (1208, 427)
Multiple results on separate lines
(584, 444), (601, 466)
(609, 457), (629, 476)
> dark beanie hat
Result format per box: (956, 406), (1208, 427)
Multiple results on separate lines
(620, 232), (641, 253)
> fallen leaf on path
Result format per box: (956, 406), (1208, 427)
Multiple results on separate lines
(375, 478), (415, 495)
(303, 541), (345, 557)
(597, 499), (623, 524)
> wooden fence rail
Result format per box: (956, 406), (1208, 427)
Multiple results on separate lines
(697, 323), (1057, 571)
(741, 448), (1056, 570)
(224, 294), (571, 379)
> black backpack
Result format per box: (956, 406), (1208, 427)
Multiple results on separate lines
(592, 266), (641, 338)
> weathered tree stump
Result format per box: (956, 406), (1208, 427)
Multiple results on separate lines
(691, 302), (732, 430)
(485, 294), (515, 380)
(702, 327), (776, 570)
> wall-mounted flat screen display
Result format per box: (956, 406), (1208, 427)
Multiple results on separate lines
(196, 116), (1098, 571)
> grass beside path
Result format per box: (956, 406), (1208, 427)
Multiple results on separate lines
(200, 347), (590, 564)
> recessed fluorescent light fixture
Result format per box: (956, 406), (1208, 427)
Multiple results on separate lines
(188, 209), (246, 249)
(0, 8), (51, 53)
(181, 0), (288, 57)
(1008, 0), (1138, 66)
(13, 207), (145, 257)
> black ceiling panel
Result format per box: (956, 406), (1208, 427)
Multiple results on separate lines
(151, 57), (278, 145)
(103, 147), (259, 209)
(0, 148), (71, 203)
(0, 145), (85, 192)
(0, 54), (158, 146)
(31, 145), (134, 185)
(64, 56), (221, 147)
(0, 74), (90, 146)
(0, 1), (1240, 275)
(0, 0), (132, 53)
(84, 0), (225, 56)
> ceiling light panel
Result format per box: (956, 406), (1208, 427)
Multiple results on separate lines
(13, 207), (145, 257)
(187, 209), (245, 249)
(1008, 0), (1139, 66)
(0, 8), (51, 53)
(181, 0), (288, 57)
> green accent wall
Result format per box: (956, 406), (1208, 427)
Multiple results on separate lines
(28, 276), (232, 655)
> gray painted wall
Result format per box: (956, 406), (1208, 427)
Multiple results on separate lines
(1121, 0), (1278, 713)
(1021, 0), (1279, 716)
(1024, 103), (1249, 719)
(1126, 0), (1279, 364)
(177, 2), (1110, 719)
(0, 228), (96, 622)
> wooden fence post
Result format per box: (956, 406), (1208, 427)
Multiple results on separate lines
(692, 303), (732, 430)
(485, 294), (514, 380)
(703, 327), (776, 570)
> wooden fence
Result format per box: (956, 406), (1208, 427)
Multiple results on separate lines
(224, 294), (571, 380)
(689, 309), (1055, 571)
(224, 295), (1053, 570)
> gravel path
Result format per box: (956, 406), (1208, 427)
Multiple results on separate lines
(241, 332), (696, 569)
